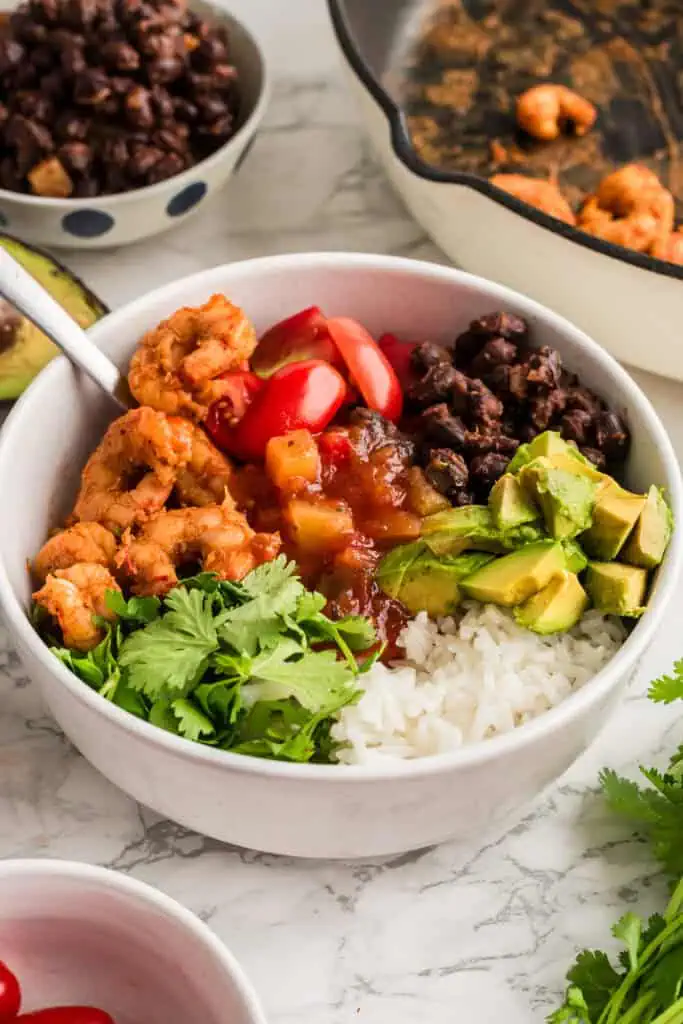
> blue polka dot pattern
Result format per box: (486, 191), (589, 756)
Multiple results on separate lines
(62, 209), (115, 238)
(166, 181), (207, 217)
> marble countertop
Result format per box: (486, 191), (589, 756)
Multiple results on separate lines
(3, 1), (683, 1020)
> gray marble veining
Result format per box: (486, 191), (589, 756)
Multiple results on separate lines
(2, 1), (683, 1020)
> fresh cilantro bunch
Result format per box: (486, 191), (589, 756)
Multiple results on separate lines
(601, 660), (683, 879)
(49, 557), (377, 763)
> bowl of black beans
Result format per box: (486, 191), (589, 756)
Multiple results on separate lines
(0, 0), (268, 248)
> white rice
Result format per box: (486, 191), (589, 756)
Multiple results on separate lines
(332, 603), (625, 764)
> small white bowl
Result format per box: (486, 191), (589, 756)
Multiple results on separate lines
(0, 0), (269, 250)
(0, 253), (680, 859)
(0, 859), (267, 1024)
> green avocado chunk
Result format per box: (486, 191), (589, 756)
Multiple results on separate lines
(581, 481), (647, 561)
(377, 544), (494, 616)
(584, 562), (648, 617)
(520, 457), (600, 540)
(513, 570), (589, 635)
(621, 485), (674, 569)
(561, 538), (589, 574)
(421, 505), (506, 556)
(507, 431), (588, 474)
(459, 540), (566, 606)
(0, 233), (107, 400)
(489, 474), (538, 531)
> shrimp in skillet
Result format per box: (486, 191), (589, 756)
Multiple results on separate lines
(516, 84), (596, 141)
(174, 422), (236, 508)
(128, 295), (257, 420)
(578, 165), (675, 254)
(33, 563), (121, 651)
(73, 407), (194, 533)
(115, 503), (281, 597)
(33, 522), (118, 583)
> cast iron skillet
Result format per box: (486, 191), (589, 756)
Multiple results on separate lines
(327, 0), (683, 282)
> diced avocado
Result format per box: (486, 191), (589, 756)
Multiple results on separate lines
(621, 486), (674, 569)
(520, 457), (599, 540)
(546, 452), (605, 484)
(581, 481), (647, 561)
(561, 538), (588, 574)
(0, 233), (107, 399)
(584, 562), (648, 617)
(459, 540), (567, 606)
(421, 506), (506, 556)
(376, 541), (428, 599)
(377, 545), (495, 616)
(513, 570), (589, 635)
(507, 431), (587, 474)
(489, 474), (538, 531)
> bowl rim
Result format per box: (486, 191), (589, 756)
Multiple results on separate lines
(0, 251), (681, 782)
(326, 0), (683, 284)
(0, 2), (270, 210)
(0, 857), (268, 1023)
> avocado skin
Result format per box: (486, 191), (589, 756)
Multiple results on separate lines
(621, 486), (673, 569)
(0, 232), (108, 400)
(513, 570), (589, 635)
(584, 562), (648, 617)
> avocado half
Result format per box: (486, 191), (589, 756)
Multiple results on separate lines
(0, 233), (108, 400)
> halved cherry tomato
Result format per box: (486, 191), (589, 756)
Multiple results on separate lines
(251, 306), (341, 378)
(212, 359), (348, 461)
(16, 1011), (113, 1023)
(378, 333), (419, 390)
(326, 318), (403, 422)
(205, 370), (263, 449)
(0, 960), (20, 1021)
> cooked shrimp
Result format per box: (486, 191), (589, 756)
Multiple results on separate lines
(33, 563), (121, 651)
(490, 174), (576, 224)
(115, 503), (281, 596)
(516, 84), (597, 141)
(128, 295), (257, 420)
(651, 228), (683, 265)
(578, 165), (675, 254)
(33, 522), (118, 583)
(73, 407), (194, 533)
(174, 423), (236, 507)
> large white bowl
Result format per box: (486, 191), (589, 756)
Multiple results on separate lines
(0, 858), (266, 1024)
(0, 0), (268, 250)
(0, 253), (680, 859)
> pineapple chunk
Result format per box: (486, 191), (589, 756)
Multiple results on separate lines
(285, 499), (354, 553)
(406, 467), (451, 516)
(266, 430), (320, 491)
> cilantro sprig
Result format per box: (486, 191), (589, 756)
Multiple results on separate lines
(48, 557), (376, 764)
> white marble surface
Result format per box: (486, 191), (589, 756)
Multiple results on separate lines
(2, 1), (683, 1021)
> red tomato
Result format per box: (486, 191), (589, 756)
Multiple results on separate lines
(377, 333), (419, 390)
(205, 371), (263, 449)
(16, 1011), (113, 1023)
(326, 318), (403, 422)
(0, 960), (20, 1020)
(213, 359), (348, 461)
(251, 306), (341, 378)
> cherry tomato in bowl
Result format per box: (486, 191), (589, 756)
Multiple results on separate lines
(0, 960), (20, 1020)
(209, 359), (348, 461)
(205, 370), (263, 450)
(16, 1011), (114, 1023)
(377, 333), (419, 390)
(327, 318), (403, 422)
(251, 306), (341, 378)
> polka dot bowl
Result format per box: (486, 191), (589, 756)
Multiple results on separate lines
(0, 0), (268, 250)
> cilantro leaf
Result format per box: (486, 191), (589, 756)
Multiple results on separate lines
(566, 950), (622, 1021)
(170, 699), (216, 743)
(649, 661), (683, 704)
(240, 555), (304, 607)
(246, 645), (356, 713)
(331, 615), (378, 651)
(119, 587), (220, 699)
(601, 769), (683, 877)
(613, 912), (642, 972)
(105, 590), (160, 625)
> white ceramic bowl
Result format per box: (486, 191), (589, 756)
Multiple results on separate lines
(0, 0), (268, 250)
(326, 0), (683, 383)
(0, 859), (266, 1024)
(0, 253), (680, 859)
